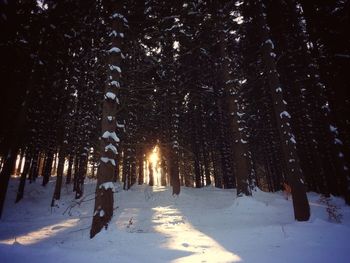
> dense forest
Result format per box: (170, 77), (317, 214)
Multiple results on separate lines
(0, 0), (349, 238)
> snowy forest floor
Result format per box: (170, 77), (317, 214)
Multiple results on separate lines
(0, 178), (349, 263)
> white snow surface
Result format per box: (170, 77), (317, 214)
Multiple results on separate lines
(0, 179), (349, 263)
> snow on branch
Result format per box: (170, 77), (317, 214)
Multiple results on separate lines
(109, 64), (122, 73)
(104, 92), (120, 103)
(108, 47), (121, 53)
(280, 111), (291, 119)
(116, 122), (125, 129)
(275, 87), (282, 93)
(329, 125), (338, 135)
(99, 181), (116, 191)
(265, 39), (275, 49)
(111, 13), (124, 19)
(102, 131), (120, 143)
(334, 138), (343, 145)
(105, 143), (118, 154)
(110, 80), (120, 88)
(100, 157), (116, 166)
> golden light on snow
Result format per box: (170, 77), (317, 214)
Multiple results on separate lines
(0, 219), (79, 245)
(152, 206), (242, 263)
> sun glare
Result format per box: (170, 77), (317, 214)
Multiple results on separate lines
(149, 146), (159, 166)
(147, 145), (163, 186)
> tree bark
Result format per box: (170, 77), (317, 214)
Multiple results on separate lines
(90, 2), (124, 238)
(16, 150), (32, 203)
(255, 0), (310, 220)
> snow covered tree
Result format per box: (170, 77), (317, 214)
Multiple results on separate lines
(90, 0), (126, 238)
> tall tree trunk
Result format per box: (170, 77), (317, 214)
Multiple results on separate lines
(0, 82), (31, 218)
(75, 155), (87, 199)
(219, 30), (253, 196)
(28, 151), (39, 183)
(137, 151), (144, 185)
(148, 162), (154, 186)
(90, 2), (124, 238)
(0, 149), (18, 218)
(16, 150), (32, 203)
(255, 0), (310, 221)
(65, 154), (74, 184)
(42, 152), (53, 186)
(51, 145), (66, 206)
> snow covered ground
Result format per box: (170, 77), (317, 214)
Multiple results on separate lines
(0, 178), (349, 263)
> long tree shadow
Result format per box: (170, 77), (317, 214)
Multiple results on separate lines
(0, 179), (96, 245)
(116, 185), (242, 262)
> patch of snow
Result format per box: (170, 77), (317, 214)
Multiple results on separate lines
(102, 131), (120, 143)
(335, 138), (343, 145)
(100, 157), (116, 166)
(329, 125), (338, 135)
(265, 39), (275, 49)
(104, 92), (119, 103)
(241, 139), (248, 144)
(108, 47), (121, 53)
(99, 181), (115, 191)
(290, 137), (296, 144)
(109, 64), (122, 73)
(99, 210), (105, 217)
(105, 143), (118, 154)
(280, 111), (291, 119)
(110, 81), (120, 88)
(109, 30), (117, 37)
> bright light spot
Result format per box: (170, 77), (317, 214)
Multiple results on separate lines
(148, 146), (162, 185)
(149, 146), (159, 165)
(0, 219), (78, 245)
(152, 206), (242, 263)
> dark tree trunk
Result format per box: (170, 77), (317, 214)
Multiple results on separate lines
(90, 2), (123, 238)
(65, 154), (74, 184)
(75, 155), (87, 199)
(137, 151), (144, 185)
(169, 150), (180, 195)
(0, 149), (18, 218)
(73, 156), (80, 192)
(51, 146), (66, 206)
(16, 151), (32, 203)
(255, 0), (310, 220)
(148, 162), (154, 186)
(42, 152), (53, 186)
(0, 84), (30, 217)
